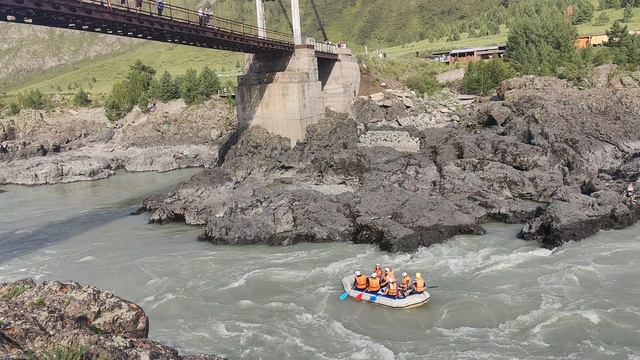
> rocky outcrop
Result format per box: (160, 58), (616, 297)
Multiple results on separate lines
(0, 279), (224, 360)
(144, 74), (640, 251)
(0, 99), (235, 185)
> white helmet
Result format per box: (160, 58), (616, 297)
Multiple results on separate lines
(384, 267), (390, 272)
(355, 271), (361, 276)
(371, 273), (377, 278)
(402, 272), (408, 277)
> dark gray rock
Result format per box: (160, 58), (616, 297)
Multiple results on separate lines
(145, 75), (640, 251)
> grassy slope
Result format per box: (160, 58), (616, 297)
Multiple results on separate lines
(10, 42), (243, 95)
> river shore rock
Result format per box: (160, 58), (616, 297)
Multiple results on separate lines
(144, 73), (640, 251)
(0, 99), (235, 185)
(0, 279), (224, 360)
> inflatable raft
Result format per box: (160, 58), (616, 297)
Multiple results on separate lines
(341, 275), (430, 309)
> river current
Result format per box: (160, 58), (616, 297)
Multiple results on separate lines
(1, 170), (639, 359)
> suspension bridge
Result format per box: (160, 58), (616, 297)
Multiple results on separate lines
(0, 0), (361, 144)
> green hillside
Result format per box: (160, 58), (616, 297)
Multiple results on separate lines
(5, 0), (640, 96)
(10, 42), (243, 95)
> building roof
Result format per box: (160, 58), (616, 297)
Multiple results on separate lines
(449, 45), (505, 55)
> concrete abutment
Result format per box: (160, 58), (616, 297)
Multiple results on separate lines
(236, 46), (360, 145)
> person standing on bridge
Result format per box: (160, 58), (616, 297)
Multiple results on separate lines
(135, 0), (142, 13)
(156, 0), (164, 17)
(206, 7), (213, 26)
(198, 8), (204, 26)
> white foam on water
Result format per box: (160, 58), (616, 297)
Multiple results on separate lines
(75, 256), (96, 263)
(476, 248), (552, 275)
(580, 310), (601, 325)
(236, 300), (256, 308)
(150, 293), (176, 309)
(328, 320), (396, 360)
(219, 269), (263, 290)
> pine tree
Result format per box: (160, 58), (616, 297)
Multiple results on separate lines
(179, 69), (200, 105)
(507, 11), (578, 75)
(154, 71), (180, 102)
(197, 66), (221, 100)
(623, 4), (634, 22)
(594, 11), (611, 25)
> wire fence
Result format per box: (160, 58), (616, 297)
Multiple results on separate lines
(79, 0), (294, 44)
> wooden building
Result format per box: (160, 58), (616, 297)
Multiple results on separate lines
(440, 45), (507, 65)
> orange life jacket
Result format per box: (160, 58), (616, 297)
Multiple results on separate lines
(355, 275), (367, 290)
(401, 276), (411, 288)
(415, 278), (425, 292)
(367, 277), (381, 292)
(386, 282), (398, 296)
(384, 271), (396, 283)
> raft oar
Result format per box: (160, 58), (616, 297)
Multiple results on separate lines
(427, 285), (439, 289)
(355, 292), (364, 300)
(369, 294), (378, 301)
(339, 292), (349, 301)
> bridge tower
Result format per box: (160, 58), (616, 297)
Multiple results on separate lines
(236, 0), (360, 145)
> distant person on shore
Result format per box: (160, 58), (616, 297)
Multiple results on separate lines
(135, 0), (142, 13)
(198, 8), (204, 26)
(156, 0), (164, 17)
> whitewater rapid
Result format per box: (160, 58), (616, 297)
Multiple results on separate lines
(1, 171), (639, 359)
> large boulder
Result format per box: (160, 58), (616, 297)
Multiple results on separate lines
(0, 279), (224, 360)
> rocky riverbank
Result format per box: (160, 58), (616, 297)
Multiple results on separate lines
(0, 99), (235, 185)
(144, 68), (640, 250)
(0, 279), (224, 359)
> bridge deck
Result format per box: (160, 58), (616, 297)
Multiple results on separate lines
(0, 0), (339, 59)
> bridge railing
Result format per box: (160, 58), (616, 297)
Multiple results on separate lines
(304, 37), (338, 54)
(78, 0), (293, 44)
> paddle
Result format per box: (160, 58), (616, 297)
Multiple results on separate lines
(339, 292), (349, 301)
(427, 285), (438, 289)
(369, 294), (378, 301)
(355, 292), (364, 300)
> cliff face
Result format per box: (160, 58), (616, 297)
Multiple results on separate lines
(143, 70), (640, 251)
(0, 279), (225, 359)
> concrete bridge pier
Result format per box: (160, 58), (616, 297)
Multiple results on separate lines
(236, 46), (360, 145)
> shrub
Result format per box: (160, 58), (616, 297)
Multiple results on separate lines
(8, 102), (20, 116)
(73, 88), (92, 107)
(404, 72), (444, 95)
(18, 89), (49, 110)
(40, 345), (88, 360)
(2, 284), (29, 300)
(105, 98), (125, 122)
(462, 59), (516, 95)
